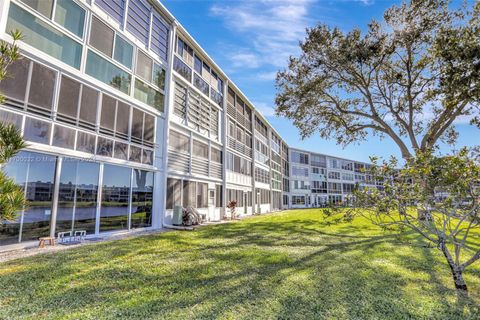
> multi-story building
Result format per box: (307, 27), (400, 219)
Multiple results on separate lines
(0, 0), (374, 248)
(288, 148), (378, 208)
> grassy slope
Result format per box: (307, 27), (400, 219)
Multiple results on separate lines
(0, 209), (479, 319)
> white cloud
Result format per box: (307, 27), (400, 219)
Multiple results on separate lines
(252, 101), (277, 117)
(210, 0), (314, 71)
(257, 71), (278, 81)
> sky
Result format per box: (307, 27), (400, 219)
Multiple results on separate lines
(162, 0), (478, 163)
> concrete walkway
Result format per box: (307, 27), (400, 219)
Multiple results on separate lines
(0, 227), (171, 264)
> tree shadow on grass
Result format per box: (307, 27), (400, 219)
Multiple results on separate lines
(0, 215), (479, 319)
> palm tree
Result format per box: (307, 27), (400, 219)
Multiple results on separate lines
(0, 29), (26, 221)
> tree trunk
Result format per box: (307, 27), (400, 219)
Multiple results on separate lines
(440, 242), (468, 296)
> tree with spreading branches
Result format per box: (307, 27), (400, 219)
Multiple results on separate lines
(276, 0), (480, 160)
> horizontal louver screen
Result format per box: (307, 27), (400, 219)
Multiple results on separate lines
(126, 0), (150, 46)
(95, 0), (125, 23)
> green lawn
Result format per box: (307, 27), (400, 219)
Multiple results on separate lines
(1, 209), (479, 319)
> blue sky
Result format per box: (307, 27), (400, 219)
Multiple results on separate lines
(162, 0), (478, 162)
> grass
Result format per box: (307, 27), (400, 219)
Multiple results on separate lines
(0, 209), (479, 319)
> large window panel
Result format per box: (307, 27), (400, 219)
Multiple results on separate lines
(135, 50), (152, 82)
(115, 101), (130, 138)
(131, 170), (153, 228)
(169, 130), (189, 153)
(0, 58), (29, 103)
(52, 124), (75, 149)
(89, 16), (114, 57)
(166, 178), (181, 210)
(131, 108), (144, 143)
(193, 140), (208, 159)
(20, 0), (54, 18)
(0, 109), (23, 129)
(97, 136), (113, 157)
(134, 79), (164, 111)
(0, 152), (28, 245)
(57, 76), (80, 122)
(143, 114), (155, 145)
(113, 35), (133, 69)
(142, 149), (153, 165)
(100, 95), (116, 134)
(76, 131), (96, 153)
(114, 141), (129, 160)
(21, 152), (56, 242)
(24, 117), (51, 144)
(7, 3), (82, 69)
(100, 164), (131, 232)
(173, 56), (191, 81)
(85, 50), (131, 94)
(79, 85), (98, 128)
(182, 180), (196, 208)
(129, 145), (142, 162)
(28, 62), (56, 114)
(153, 64), (166, 90)
(54, 0), (85, 38)
(56, 159), (99, 235)
(197, 183), (208, 208)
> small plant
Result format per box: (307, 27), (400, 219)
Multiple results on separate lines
(227, 200), (237, 220)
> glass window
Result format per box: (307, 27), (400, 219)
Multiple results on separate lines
(182, 180), (196, 208)
(142, 149), (153, 165)
(169, 130), (189, 153)
(100, 94), (116, 133)
(76, 131), (96, 153)
(193, 73), (209, 96)
(57, 76), (80, 120)
(211, 148), (222, 163)
(56, 159), (99, 235)
(153, 63), (165, 90)
(131, 170), (153, 228)
(79, 85), (98, 126)
(100, 164), (131, 232)
(129, 145), (142, 162)
(197, 183), (208, 208)
(7, 3), (82, 69)
(1, 151), (56, 243)
(173, 56), (191, 81)
(97, 137), (113, 157)
(0, 109), (22, 129)
(54, 0), (85, 38)
(24, 117), (51, 144)
(193, 140), (208, 159)
(194, 55), (202, 74)
(131, 109), (144, 143)
(20, 0), (54, 18)
(115, 101), (130, 138)
(136, 50), (153, 82)
(134, 79), (164, 111)
(28, 62), (56, 112)
(89, 16), (114, 57)
(0, 58), (29, 102)
(52, 125), (75, 149)
(166, 178), (181, 210)
(114, 35), (133, 69)
(114, 141), (128, 160)
(143, 114), (155, 144)
(86, 50), (131, 94)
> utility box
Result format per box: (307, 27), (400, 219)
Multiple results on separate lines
(172, 206), (183, 225)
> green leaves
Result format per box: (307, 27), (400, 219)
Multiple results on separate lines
(275, 0), (479, 158)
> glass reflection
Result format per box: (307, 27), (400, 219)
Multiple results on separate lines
(131, 170), (153, 228)
(56, 158), (99, 235)
(100, 164), (130, 232)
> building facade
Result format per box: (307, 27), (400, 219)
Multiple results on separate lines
(0, 0), (373, 248)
